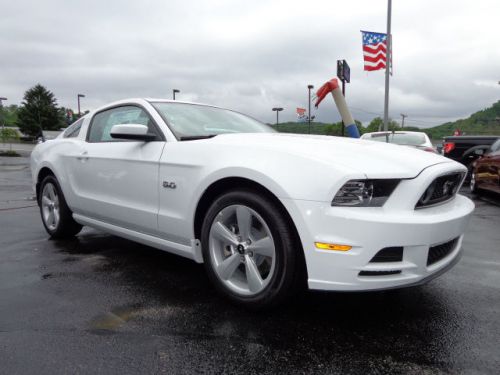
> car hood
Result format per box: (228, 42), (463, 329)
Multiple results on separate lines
(208, 133), (453, 178)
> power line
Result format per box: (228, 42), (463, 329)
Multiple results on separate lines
(348, 106), (449, 126)
(404, 118), (444, 125)
(348, 106), (383, 116)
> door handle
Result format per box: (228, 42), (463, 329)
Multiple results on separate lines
(76, 151), (89, 161)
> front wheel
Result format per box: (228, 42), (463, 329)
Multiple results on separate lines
(39, 175), (82, 238)
(201, 190), (302, 309)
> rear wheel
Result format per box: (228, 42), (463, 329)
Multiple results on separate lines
(201, 190), (302, 309)
(39, 175), (82, 238)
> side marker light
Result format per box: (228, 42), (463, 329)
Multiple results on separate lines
(315, 242), (352, 251)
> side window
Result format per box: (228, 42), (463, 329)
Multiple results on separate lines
(87, 106), (159, 143)
(63, 118), (84, 138)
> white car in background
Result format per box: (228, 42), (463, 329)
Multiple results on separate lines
(30, 99), (474, 308)
(361, 131), (437, 153)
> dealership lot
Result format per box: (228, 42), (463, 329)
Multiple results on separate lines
(1, 156), (499, 374)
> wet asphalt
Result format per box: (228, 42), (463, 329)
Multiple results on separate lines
(1, 156), (499, 375)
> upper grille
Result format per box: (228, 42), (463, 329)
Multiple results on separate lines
(416, 172), (464, 208)
(427, 237), (459, 266)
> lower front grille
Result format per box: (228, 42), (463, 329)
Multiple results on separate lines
(427, 237), (459, 266)
(369, 247), (403, 263)
(359, 270), (401, 276)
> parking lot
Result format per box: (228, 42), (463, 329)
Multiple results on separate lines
(1, 155), (499, 374)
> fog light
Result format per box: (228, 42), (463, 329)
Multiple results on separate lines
(315, 242), (352, 251)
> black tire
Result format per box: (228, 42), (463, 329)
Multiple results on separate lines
(39, 175), (82, 238)
(465, 164), (473, 184)
(201, 189), (303, 309)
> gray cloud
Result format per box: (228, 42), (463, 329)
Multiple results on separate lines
(1, 0), (498, 127)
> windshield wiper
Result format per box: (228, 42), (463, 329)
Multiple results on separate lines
(179, 134), (218, 141)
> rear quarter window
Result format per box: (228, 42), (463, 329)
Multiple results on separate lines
(63, 118), (84, 138)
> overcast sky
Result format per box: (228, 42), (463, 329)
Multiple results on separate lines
(1, 0), (499, 127)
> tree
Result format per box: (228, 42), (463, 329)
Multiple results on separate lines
(388, 119), (400, 131)
(0, 128), (20, 151)
(58, 107), (89, 126)
(365, 117), (383, 132)
(0, 104), (19, 127)
(16, 84), (65, 137)
(364, 116), (400, 132)
(354, 120), (363, 135)
(324, 122), (342, 136)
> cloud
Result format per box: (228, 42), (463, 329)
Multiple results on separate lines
(0, 0), (498, 127)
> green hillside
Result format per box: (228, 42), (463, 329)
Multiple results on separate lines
(270, 120), (366, 136)
(423, 101), (500, 139)
(270, 122), (343, 135)
(271, 101), (500, 139)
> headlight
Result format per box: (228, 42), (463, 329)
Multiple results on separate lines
(332, 179), (400, 207)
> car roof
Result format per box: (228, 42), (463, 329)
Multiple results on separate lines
(90, 98), (226, 115)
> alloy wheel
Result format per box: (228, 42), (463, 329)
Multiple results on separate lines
(41, 183), (60, 231)
(208, 204), (276, 296)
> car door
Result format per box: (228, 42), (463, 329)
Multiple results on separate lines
(487, 140), (500, 193)
(69, 105), (165, 235)
(476, 140), (499, 192)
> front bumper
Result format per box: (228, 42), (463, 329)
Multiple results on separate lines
(280, 164), (475, 291)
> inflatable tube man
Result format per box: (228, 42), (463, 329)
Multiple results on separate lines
(314, 78), (360, 138)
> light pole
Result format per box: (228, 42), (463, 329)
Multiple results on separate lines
(272, 107), (283, 130)
(173, 89), (180, 100)
(307, 85), (314, 134)
(383, 0), (392, 132)
(400, 113), (407, 129)
(0, 97), (7, 132)
(77, 94), (85, 116)
(34, 94), (45, 142)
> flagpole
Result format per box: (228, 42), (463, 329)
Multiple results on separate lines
(383, 0), (392, 131)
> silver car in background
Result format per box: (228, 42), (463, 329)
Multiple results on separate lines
(361, 131), (437, 153)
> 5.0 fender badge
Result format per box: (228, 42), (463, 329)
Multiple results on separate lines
(163, 181), (176, 189)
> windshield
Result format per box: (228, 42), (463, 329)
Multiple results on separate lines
(151, 102), (274, 139)
(366, 133), (427, 146)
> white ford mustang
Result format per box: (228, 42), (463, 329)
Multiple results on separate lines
(31, 99), (474, 308)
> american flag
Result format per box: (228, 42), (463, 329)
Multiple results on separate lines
(361, 31), (389, 72)
(296, 107), (306, 116)
(296, 107), (307, 122)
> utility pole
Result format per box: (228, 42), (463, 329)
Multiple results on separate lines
(400, 113), (407, 129)
(307, 85), (314, 134)
(383, 0), (392, 131)
(272, 107), (283, 130)
(173, 89), (180, 100)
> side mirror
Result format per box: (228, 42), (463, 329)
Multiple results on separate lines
(110, 124), (157, 141)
